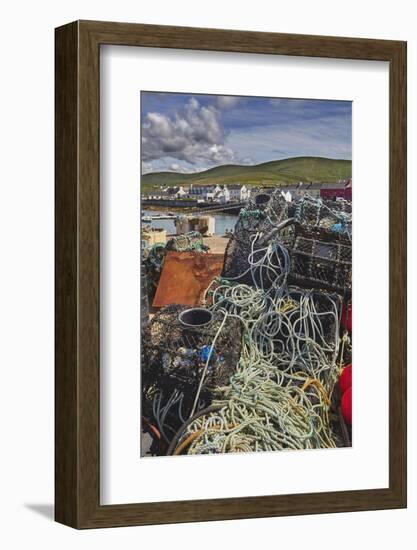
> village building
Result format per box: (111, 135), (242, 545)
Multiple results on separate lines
(188, 185), (216, 199)
(214, 185), (230, 203)
(319, 179), (352, 201)
(174, 186), (188, 198)
(227, 184), (251, 202)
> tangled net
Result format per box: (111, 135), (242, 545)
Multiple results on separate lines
(222, 192), (294, 286)
(184, 382), (335, 454)
(172, 280), (344, 455)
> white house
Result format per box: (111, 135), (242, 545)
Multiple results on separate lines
(227, 184), (251, 202)
(188, 185), (216, 200)
(183, 183), (251, 202)
(214, 185), (230, 203)
(175, 186), (188, 198)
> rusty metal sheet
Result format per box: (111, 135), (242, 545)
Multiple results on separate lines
(152, 252), (224, 308)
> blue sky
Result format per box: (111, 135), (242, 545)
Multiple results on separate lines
(141, 92), (352, 174)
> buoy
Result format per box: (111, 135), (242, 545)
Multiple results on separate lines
(341, 302), (352, 332)
(341, 386), (352, 425)
(339, 364), (352, 395)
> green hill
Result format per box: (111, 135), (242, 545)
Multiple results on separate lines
(141, 156), (352, 193)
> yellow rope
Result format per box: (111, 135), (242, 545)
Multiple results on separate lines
(301, 378), (331, 406)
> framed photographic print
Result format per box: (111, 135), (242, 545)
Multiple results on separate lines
(55, 20), (407, 528)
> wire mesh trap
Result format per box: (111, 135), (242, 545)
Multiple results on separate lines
(286, 196), (353, 292)
(141, 304), (243, 451)
(165, 231), (209, 252)
(222, 190), (294, 286)
(294, 196), (352, 234)
(289, 232), (352, 293)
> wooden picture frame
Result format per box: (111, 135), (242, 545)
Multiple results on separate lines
(55, 20), (407, 528)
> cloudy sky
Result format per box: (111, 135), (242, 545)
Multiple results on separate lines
(141, 92), (352, 174)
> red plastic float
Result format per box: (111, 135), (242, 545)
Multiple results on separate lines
(341, 302), (352, 333)
(339, 364), (352, 395)
(341, 386), (352, 425)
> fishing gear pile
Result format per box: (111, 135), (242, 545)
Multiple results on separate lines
(142, 190), (353, 456)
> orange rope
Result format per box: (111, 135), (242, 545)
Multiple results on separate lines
(301, 378), (331, 406)
(142, 417), (161, 439)
(173, 429), (205, 455)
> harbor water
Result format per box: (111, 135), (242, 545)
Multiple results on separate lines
(142, 210), (238, 235)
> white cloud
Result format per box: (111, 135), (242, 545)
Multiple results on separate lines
(216, 96), (242, 110)
(142, 98), (239, 167)
(141, 96), (351, 173)
(141, 161), (153, 174)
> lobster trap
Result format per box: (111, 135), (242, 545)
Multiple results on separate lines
(142, 304), (243, 417)
(222, 190), (294, 286)
(165, 231), (209, 252)
(294, 196), (352, 239)
(289, 230), (352, 293)
(288, 196), (352, 293)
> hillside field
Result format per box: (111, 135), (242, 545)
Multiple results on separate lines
(141, 156), (352, 194)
